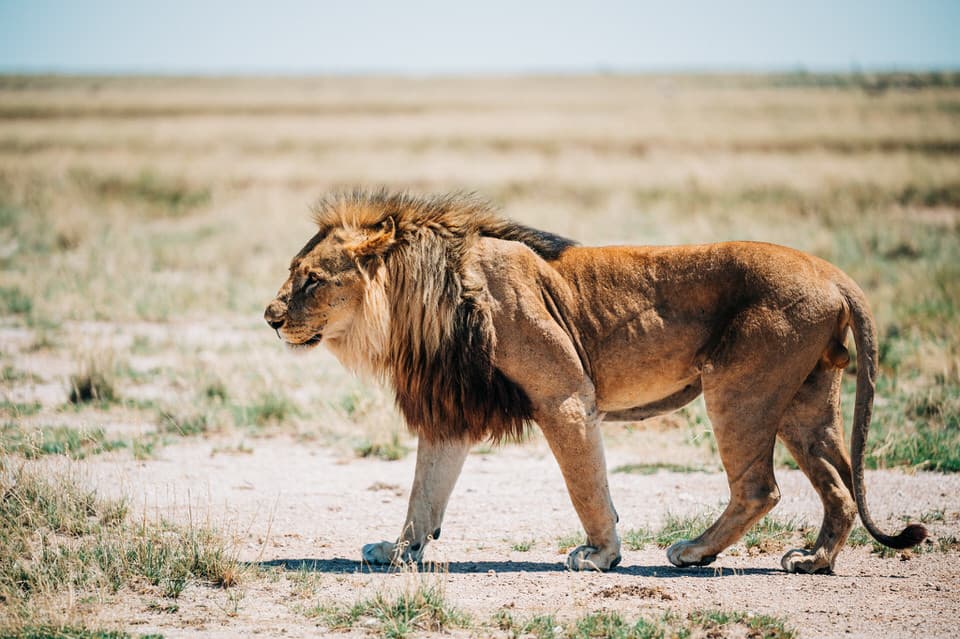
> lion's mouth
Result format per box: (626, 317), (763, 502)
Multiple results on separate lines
(283, 333), (323, 350)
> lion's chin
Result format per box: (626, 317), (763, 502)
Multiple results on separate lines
(285, 333), (322, 352)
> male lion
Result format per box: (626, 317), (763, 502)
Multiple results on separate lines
(264, 190), (926, 574)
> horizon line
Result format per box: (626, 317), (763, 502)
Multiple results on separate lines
(2, 63), (959, 79)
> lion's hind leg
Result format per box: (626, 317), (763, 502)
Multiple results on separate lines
(777, 364), (856, 574)
(665, 383), (783, 568)
(667, 304), (835, 569)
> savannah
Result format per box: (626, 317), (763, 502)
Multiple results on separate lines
(1, 73), (959, 638)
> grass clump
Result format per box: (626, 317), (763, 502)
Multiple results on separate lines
(845, 526), (872, 547)
(68, 356), (118, 405)
(501, 609), (795, 639)
(1, 627), (162, 639)
(158, 409), (209, 437)
(354, 432), (409, 461)
(0, 423), (126, 459)
(742, 515), (803, 552)
(232, 391), (299, 428)
(687, 610), (796, 639)
(1, 366), (42, 385)
(203, 379), (229, 403)
(0, 467), (240, 630)
(521, 615), (562, 639)
(0, 401), (42, 418)
(653, 512), (714, 548)
(612, 462), (709, 475)
(622, 527), (655, 550)
(568, 611), (663, 639)
(308, 581), (469, 638)
(555, 531), (586, 553)
(511, 538), (535, 552)
(0, 286), (32, 315)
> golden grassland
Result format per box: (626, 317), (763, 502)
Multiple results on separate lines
(1, 73), (957, 466)
(0, 72), (958, 635)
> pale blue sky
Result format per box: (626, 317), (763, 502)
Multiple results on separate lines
(1, 0), (958, 74)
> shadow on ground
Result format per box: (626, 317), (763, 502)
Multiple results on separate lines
(253, 557), (783, 577)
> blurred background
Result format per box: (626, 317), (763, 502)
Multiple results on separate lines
(0, 0), (958, 469)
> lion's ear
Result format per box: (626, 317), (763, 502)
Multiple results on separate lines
(346, 216), (396, 258)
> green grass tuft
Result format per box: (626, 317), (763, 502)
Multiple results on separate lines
(522, 615), (561, 639)
(612, 462), (710, 475)
(846, 526), (872, 547)
(158, 410), (209, 437)
(0, 286), (33, 315)
(688, 610), (796, 639)
(555, 531), (586, 553)
(231, 391), (299, 428)
(503, 608), (795, 639)
(653, 512), (714, 548)
(307, 582), (469, 639)
(354, 432), (410, 461)
(0, 627), (163, 639)
(0, 401), (42, 418)
(0, 423), (126, 459)
(511, 538), (535, 552)
(742, 516), (804, 552)
(622, 527), (655, 551)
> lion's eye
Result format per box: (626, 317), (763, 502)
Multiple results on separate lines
(305, 274), (326, 292)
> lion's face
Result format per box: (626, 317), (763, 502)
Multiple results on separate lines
(264, 228), (375, 350)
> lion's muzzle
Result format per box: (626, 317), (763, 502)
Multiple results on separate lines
(264, 300), (287, 332)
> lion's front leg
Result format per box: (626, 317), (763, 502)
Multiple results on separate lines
(537, 388), (621, 572)
(362, 436), (470, 566)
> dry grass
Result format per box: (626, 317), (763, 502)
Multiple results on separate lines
(0, 466), (241, 634)
(0, 74), (957, 478)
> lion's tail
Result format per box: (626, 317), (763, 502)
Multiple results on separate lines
(838, 276), (927, 550)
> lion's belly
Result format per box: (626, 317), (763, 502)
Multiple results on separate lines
(594, 370), (699, 412)
(589, 320), (704, 412)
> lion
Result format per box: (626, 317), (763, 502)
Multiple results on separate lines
(264, 189), (926, 574)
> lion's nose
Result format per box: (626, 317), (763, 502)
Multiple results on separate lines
(264, 302), (286, 330)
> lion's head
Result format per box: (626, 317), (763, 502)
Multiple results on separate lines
(264, 216), (395, 360)
(265, 190), (575, 442)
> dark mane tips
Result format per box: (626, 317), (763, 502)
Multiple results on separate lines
(482, 221), (577, 261)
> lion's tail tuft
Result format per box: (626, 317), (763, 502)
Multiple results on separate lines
(881, 523), (929, 550)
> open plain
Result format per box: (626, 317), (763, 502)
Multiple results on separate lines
(1, 74), (959, 638)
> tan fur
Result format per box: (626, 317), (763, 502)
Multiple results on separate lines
(265, 189), (926, 573)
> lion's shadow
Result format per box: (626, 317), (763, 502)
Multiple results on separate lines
(252, 557), (782, 578)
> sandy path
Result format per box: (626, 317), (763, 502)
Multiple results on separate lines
(71, 436), (960, 638)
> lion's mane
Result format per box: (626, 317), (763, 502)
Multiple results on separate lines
(310, 190), (576, 442)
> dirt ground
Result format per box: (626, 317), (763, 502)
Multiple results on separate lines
(64, 429), (959, 639)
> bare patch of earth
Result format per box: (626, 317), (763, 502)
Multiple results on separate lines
(46, 436), (960, 639)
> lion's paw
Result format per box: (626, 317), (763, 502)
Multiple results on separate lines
(781, 548), (834, 575)
(362, 541), (398, 565)
(666, 540), (717, 568)
(565, 545), (621, 572)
